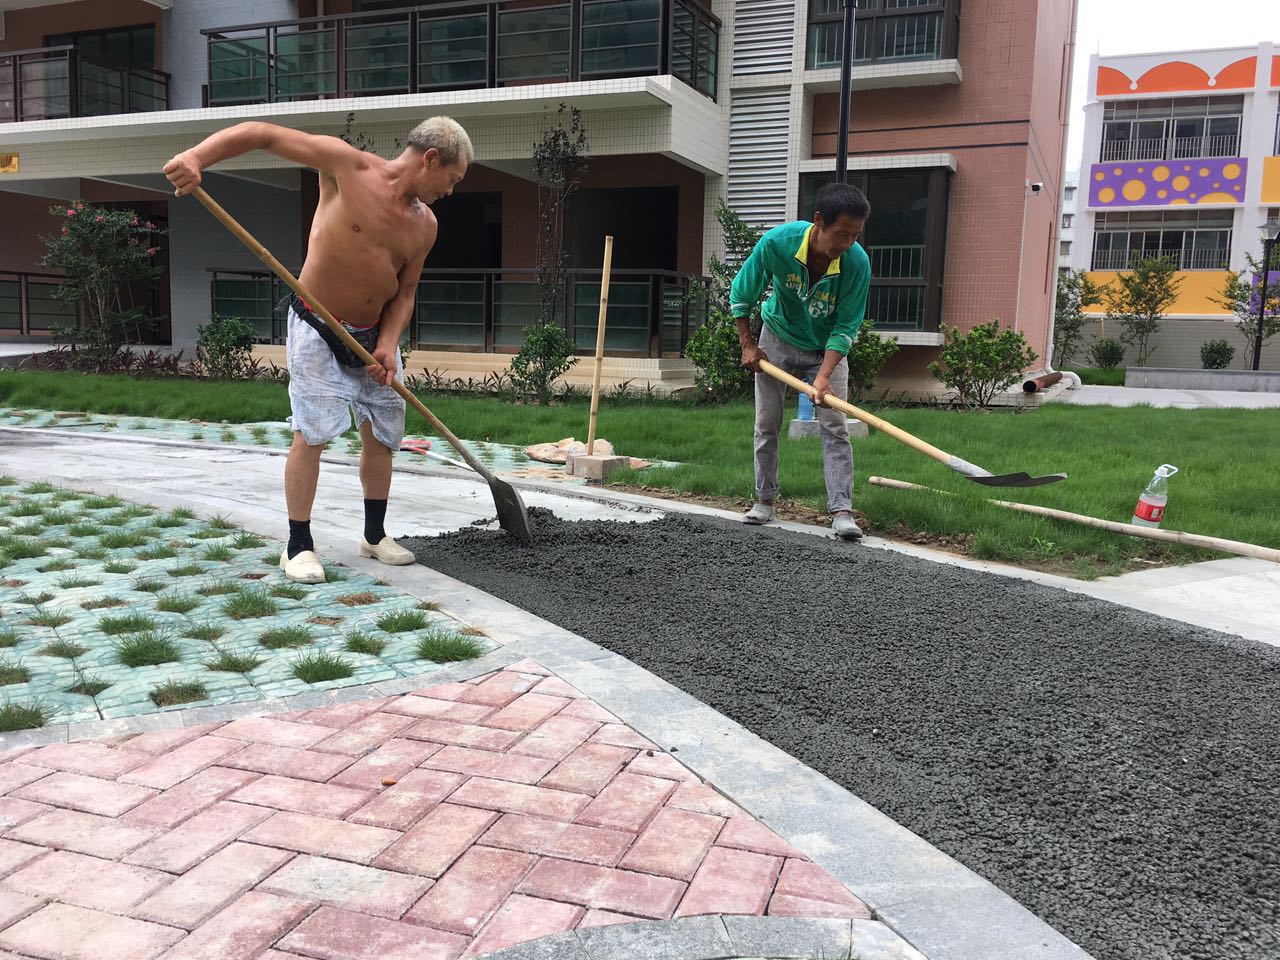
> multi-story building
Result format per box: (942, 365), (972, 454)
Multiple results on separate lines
(0, 0), (1073, 392)
(1058, 170), (1077, 275)
(1070, 43), (1280, 370)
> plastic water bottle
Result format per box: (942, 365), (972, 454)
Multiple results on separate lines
(1131, 464), (1178, 527)
(797, 380), (815, 421)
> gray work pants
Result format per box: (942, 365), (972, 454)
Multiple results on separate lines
(753, 326), (853, 513)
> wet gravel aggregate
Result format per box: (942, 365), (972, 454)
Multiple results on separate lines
(406, 510), (1280, 960)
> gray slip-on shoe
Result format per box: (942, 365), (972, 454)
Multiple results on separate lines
(832, 513), (863, 540)
(742, 502), (775, 525)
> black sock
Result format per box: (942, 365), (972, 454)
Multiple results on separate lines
(287, 519), (314, 559)
(364, 499), (388, 545)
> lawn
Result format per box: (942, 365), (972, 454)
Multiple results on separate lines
(1062, 366), (1127, 386)
(4, 370), (1278, 576)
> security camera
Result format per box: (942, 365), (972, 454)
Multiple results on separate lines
(1030, 182), (1044, 194)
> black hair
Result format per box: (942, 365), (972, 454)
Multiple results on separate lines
(814, 182), (870, 224)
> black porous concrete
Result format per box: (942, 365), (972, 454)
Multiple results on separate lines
(405, 511), (1280, 960)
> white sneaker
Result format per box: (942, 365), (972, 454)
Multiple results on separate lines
(742, 502), (775, 525)
(832, 513), (863, 541)
(359, 536), (416, 566)
(279, 548), (326, 584)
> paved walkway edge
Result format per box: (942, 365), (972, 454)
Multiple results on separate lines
(0, 431), (1092, 959)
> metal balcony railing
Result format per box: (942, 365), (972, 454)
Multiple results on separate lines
(1090, 247), (1230, 272)
(211, 267), (711, 357)
(868, 243), (925, 280)
(806, 0), (959, 71)
(0, 271), (76, 336)
(0, 46), (168, 123)
(1100, 132), (1241, 163)
(203, 0), (720, 107)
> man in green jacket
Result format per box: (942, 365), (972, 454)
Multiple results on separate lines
(730, 182), (871, 540)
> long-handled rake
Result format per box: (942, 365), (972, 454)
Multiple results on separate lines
(760, 360), (1066, 487)
(192, 186), (534, 543)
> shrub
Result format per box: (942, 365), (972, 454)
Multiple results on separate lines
(927, 320), (1038, 409)
(845, 319), (898, 401)
(1102, 256), (1180, 367)
(1089, 337), (1126, 369)
(196, 315), (256, 380)
(508, 322), (578, 404)
(1200, 338), (1235, 370)
(1053, 269), (1102, 367)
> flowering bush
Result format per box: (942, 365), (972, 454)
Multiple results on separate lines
(41, 202), (165, 363)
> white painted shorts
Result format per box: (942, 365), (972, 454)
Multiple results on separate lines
(285, 305), (405, 450)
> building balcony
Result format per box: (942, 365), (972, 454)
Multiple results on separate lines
(202, 0), (720, 109)
(0, 46), (168, 123)
(1090, 247), (1230, 272)
(1100, 133), (1241, 164)
(212, 267), (711, 358)
(804, 0), (959, 78)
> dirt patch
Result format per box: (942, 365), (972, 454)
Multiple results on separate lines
(307, 615), (344, 626)
(335, 592), (379, 607)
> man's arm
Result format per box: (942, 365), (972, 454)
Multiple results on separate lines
(366, 223), (436, 386)
(729, 237), (772, 371)
(163, 122), (366, 196)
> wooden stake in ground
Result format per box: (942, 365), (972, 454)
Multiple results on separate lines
(868, 475), (1280, 564)
(587, 235), (614, 456)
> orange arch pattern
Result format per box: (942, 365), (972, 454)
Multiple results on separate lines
(1096, 57), (1257, 95)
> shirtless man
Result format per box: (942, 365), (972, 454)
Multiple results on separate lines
(163, 118), (471, 582)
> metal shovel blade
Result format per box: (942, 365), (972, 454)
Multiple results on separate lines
(968, 472), (1069, 488)
(489, 476), (534, 544)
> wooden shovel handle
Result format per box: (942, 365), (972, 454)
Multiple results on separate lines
(192, 187), (492, 480)
(758, 359), (955, 467)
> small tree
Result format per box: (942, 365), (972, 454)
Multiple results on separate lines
(1102, 256), (1180, 367)
(40, 202), (164, 364)
(1052, 269), (1101, 367)
(197, 314), (256, 380)
(685, 200), (762, 399)
(846, 319), (898, 401)
(510, 104), (589, 403)
(1089, 337), (1126, 369)
(1211, 251), (1280, 369)
(927, 319), (1038, 408)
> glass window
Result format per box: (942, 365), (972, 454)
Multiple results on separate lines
(1062, 213), (1074, 229)
(497, 7), (571, 82)
(418, 14), (488, 89)
(46, 25), (156, 69)
(581, 0), (661, 75)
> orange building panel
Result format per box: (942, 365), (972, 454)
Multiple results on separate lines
(1082, 271), (1234, 317)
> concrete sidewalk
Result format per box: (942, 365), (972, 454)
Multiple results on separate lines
(1053, 384), (1280, 409)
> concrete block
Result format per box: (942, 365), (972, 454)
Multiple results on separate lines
(787, 418), (870, 440)
(566, 453), (631, 481)
(1124, 367), (1280, 392)
(575, 916), (733, 960)
(723, 915), (853, 959)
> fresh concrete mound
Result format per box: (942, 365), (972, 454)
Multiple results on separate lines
(405, 510), (1280, 960)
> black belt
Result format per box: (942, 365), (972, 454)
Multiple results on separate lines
(289, 294), (381, 369)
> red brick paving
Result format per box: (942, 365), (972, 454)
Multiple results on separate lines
(0, 663), (871, 956)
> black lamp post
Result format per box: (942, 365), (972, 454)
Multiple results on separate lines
(834, 0), (857, 184)
(1254, 217), (1280, 372)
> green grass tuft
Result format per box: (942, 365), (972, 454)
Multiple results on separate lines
(55, 575), (99, 589)
(8, 502), (43, 517)
(13, 522), (44, 537)
(208, 515), (235, 531)
(135, 544), (177, 560)
(321, 564), (349, 582)
(200, 544), (234, 561)
(231, 532), (265, 549)
(98, 530), (150, 549)
(0, 627), (19, 648)
(167, 563), (205, 577)
(150, 681), (207, 707)
(115, 632), (181, 667)
(50, 490), (83, 503)
(259, 625), (313, 649)
(184, 623), (225, 641)
(68, 523), (105, 538)
(36, 558), (75, 572)
(156, 593), (201, 614)
(196, 581), (241, 597)
(150, 513), (186, 529)
(81, 596), (125, 610)
(415, 600), (442, 612)
(204, 650), (263, 673)
(133, 577), (166, 593)
(68, 677), (111, 697)
(73, 547), (107, 561)
(102, 560), (136, 574)
(344, 631), (387, 656)
(117, 505), (152, 519)
(98, 612), (157, 635)
(291, 651), (355, 683)
(40, 509), (77, 526)
(0, 661), (31, 684)
(168, 507), (196, 520)
(17, 591), (54, 605)
(415, 628), (484, 663)
(38, 640), (87, 659)
(376, 609), (430, 633)
(3, 540), (46, 560)
(20, 482), (56, 494)
(82, 495), (124, 510)
(0, 701), (45, 731)
(271, 584), (308, 600)
(223, 589), (279, 620)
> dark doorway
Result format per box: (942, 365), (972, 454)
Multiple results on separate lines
(567, 187), (678, 270)
(425, 192), (502, 269)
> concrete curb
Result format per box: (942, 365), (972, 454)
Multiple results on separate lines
(483, 915), (929, 960)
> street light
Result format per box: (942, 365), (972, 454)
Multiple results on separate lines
(834, 0), (857, 185)
(1254, 217), (1280, 372)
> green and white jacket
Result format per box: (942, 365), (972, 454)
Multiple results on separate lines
(729, 220), (871, 356)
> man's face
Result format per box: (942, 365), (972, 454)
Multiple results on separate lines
(420, 149), (468, 203)
(812, 211), (865, 260)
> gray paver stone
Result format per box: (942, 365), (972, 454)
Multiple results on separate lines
(479, 931), (592, 960)
(576, 917), (735, 960)
(848, 919), (929, 960)
(722, 916), (852, 959)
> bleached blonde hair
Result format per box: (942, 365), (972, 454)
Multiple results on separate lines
(407, 116), (473, 166)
